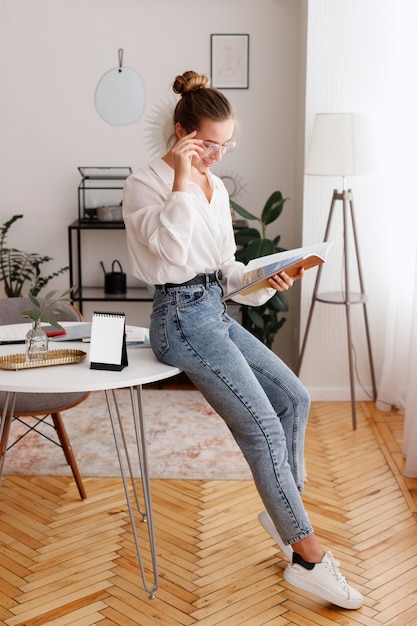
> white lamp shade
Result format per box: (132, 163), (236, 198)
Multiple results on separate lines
(305, 112), (378, 176)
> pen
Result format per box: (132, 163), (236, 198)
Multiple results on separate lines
(0, 340), (25, 345)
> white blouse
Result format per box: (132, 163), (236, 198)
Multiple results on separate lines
(122, 158), (274, 306)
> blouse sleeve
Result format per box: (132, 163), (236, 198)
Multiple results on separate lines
(123, 175), (197, 268)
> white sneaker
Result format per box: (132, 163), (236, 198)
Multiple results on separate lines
(284, 551), (363, 609)
(258, 510), (293, 561)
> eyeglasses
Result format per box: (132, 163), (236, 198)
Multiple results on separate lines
(201, 139), (237, 157)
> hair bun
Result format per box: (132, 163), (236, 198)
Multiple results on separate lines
(173, 71), (210, 96)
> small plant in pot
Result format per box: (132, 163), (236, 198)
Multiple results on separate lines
(21, 289), (72, 362)
(230, 191), (289, 349)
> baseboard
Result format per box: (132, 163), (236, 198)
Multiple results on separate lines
(307, 386), (375, 402)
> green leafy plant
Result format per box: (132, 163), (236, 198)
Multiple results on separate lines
(21, 289), (73, 329)
(231, 191), (289, 348)
(0, 214), (69, 297)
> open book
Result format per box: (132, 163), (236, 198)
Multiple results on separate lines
(222, 241), (333, 301)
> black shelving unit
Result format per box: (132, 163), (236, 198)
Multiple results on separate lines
(68, 166), (153, 314)
(67, 220), (153, 315)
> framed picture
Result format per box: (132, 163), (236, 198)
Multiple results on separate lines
(210, 34), (249, 89)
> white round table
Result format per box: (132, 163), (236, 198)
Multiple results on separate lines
(0, 334), (181, 598)
(0, 340), (179, 392)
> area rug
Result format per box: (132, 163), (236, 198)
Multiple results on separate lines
(3, 389), (252, 480)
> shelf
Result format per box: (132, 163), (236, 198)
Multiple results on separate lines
(69, 219), (125, 230)
(316, 291), (368, 305)
(73, 287), (153, 303)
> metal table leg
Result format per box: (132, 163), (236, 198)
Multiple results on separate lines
(104, 385), (158, 598)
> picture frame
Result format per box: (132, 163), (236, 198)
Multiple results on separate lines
(210, 34), (249, 89)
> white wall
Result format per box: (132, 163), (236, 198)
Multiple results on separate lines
(0, 0), (304, 366)
(4, 0), (405, 398)
(300, 0), (412, 399)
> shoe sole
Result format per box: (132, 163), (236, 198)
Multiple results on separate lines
(283, 565), (363, 610)
(258, 511), (293, 561)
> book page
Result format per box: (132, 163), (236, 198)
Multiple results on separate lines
(243, 254), (302, 286)
(221, 241), (333, 302)
(245, 242), (332, 273)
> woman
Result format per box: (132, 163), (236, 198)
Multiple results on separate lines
(123, 70), (363, 610)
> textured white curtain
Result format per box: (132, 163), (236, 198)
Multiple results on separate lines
(403, 254), (417, 476)
(376, 3), (417, 476)
(378, 234), (417, 477)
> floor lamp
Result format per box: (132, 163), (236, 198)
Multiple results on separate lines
(297, 113), (378, 429)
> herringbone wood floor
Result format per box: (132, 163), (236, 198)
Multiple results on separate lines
(1, 400), (417, 626)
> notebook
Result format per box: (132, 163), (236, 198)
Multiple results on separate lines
(88, 311), (128, 371)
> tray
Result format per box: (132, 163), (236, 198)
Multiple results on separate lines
(0, 349), (87, 370)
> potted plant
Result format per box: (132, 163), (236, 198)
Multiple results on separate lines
(230, 191), (289, 348)
(21, 289), (72, 361)
(0, 214), (69, 297)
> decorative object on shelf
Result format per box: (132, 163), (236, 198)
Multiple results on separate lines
(299, 112), (379, 429)
(210, 34), (249, 89)
(95, 48), (146, 125)
(100, 260), (127, 295)
(0, 214), (69, 297)
(96, 204), (123, 222)
(77, 166), (131, 222)
(230, 191), (289, 348)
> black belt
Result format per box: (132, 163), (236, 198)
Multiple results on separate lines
(156, 270), (223, 290)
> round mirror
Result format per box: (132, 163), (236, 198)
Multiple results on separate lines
(221, 175), (238, 197)
(95, 67), (146, 126)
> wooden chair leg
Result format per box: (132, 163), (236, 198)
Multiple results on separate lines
(51, 412), (87, 500)
(0, 413), (13, 480)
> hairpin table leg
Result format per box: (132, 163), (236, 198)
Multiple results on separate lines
(104, 386), (159, 599)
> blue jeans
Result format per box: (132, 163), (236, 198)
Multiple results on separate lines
(150, 280), (313, 545)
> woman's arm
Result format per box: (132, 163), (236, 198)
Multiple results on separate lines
(123, 174), (197, 267)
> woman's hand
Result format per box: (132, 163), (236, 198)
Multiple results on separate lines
(171, 131), (203, 191)
(268, 268), (304, 291)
